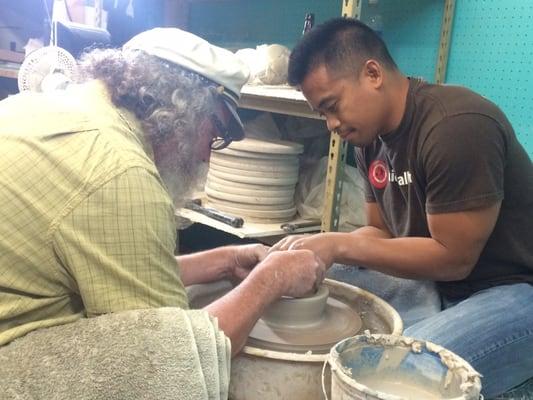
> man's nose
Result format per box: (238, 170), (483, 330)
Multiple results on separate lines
(326, 114), (341, 132)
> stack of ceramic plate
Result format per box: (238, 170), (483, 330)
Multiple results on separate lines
(205, 138), (304, 223)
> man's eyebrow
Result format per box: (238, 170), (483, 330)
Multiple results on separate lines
(317, 96), (336, 111)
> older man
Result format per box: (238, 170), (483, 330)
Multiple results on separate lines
(0, 28), (324, 398)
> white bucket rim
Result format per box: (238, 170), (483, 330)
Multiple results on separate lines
(328, 334), (482, 400)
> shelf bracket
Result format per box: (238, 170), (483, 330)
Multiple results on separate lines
(321, 132), (348, 232)
(435, 0), (456, 84)
(341, 0), (362, 19)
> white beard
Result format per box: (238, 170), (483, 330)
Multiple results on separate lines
(156, 147), (209, 209)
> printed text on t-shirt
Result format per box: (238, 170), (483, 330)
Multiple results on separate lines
(368, 160), (413, 189)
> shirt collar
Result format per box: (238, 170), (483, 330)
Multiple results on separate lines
(86, 79), (155, 161)
(379, 77), (423, 146)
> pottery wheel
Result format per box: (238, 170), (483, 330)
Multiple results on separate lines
(248, 286), (363, 354)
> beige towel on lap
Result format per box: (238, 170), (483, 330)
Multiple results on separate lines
(0, 308), (231, 400)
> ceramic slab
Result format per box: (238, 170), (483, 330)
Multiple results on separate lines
(205, 185), (294, 205)
(206, 176), (295, 197)
(209, 162), (299, 180)
(226, 137), (304, 155)
(209, 168), (298, 186)
(210, 153), (298, 173)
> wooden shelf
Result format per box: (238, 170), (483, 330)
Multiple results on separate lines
(239, 84), (324, 120)
(177, 207), (320, 239)
(0, 49), (24, 63)
(0, 67), (19, 79)
(0, 49), (23, 80)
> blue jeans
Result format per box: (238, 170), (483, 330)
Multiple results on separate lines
(327, 264), (442, 327)
(404, 283), (533, 398)
(327, 265), (533, 398)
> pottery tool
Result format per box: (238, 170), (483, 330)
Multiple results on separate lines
(185, 200), (244, 228)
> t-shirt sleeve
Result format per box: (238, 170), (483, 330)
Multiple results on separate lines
(421, 114), (506, 214)
(355, 147), (376, 202)
(53, 167), (188, 316)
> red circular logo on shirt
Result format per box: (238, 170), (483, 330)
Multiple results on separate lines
(368, 160), (388, 189)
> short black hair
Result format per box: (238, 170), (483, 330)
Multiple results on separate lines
(288, 18), (397, 86)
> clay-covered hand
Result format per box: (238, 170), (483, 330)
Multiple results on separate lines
(230, 243), (270, 280)
(269, 234), (308, 252)
(270, 233), (336, 269)
(257, 249), (326, 298)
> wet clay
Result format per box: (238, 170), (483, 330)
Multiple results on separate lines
(332, 333), (482, 400)
(366, 334), (482, 397)
(248, 286), (363, 353)
(353, 374), (442, 400)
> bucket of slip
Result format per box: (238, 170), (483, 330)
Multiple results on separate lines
(326, 333), (483, 400)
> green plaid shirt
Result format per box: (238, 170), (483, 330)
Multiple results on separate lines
(0, 81), (187, 346)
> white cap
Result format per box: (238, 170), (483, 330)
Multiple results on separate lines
(124, 27), (250, 139)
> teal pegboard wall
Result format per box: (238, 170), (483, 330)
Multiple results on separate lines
(447, 0), (533, 156)
(188, 0), (532, 156)
(188, 0), (341, 50)
(189, 0), (444, 81)
(370, 0), (445, 82)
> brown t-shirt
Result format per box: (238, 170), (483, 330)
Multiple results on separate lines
(356, 78), (533, 298)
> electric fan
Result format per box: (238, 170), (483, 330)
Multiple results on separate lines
(17, 46), (77, 92)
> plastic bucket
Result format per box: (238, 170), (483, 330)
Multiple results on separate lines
(327, 334), (482, 400)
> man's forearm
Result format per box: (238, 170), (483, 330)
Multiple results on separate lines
(330, 230), (473, 281)
(205, 264), (281, 356)
(350, 225), (392, 239)
(177, 247), (235, 286)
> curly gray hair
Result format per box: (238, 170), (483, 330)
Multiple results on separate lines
(78, 48), (216, 205)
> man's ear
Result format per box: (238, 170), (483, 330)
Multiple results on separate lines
(362, 59), (383, 89)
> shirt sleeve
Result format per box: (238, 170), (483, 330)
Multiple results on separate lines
(355, 147), (376, 202)
(52, 167), (188, 316)
(420, 113), (506, 214)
